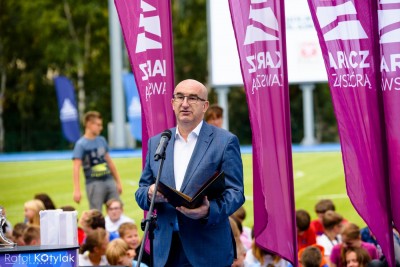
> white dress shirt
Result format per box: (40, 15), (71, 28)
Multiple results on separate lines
(173, 121), (203, 191)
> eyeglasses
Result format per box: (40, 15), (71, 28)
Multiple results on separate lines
(173, 93), (206, 104)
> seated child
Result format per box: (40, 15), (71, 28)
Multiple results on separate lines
(118, 222), (151, 266)
(106, 238), (148, 267)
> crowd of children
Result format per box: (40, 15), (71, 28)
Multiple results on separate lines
(3, 194), (399, 267)
(230, 198), (399, 267)
(2, 194), (150, 267)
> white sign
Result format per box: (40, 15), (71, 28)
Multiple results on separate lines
(208, 0), (328, 86)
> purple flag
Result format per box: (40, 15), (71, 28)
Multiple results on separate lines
(378, 0), (400, 235)
(229, 0), (297, 264)
(115, 0), (176, 254)
(54, 76), (80, 143)
(308, 0), (395, 264)
(114, 0), (176, 158)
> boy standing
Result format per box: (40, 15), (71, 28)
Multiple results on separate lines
(72, 111), (122, 212)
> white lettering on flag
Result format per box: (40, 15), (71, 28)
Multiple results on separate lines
(136, 1), (162, 53)
(244, 0), (279, 44)
(378, 0), (400, 44)
(316, 1), (367, 41)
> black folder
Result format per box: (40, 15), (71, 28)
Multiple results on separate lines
(157, 171), (225, 209)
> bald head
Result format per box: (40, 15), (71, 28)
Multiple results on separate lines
(174, 79), (208, 100)
(172, 79), (209, 137)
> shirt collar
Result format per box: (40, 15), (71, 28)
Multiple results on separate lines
(175, 120), (203, 140)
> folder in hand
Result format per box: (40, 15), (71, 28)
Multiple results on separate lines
(157, 171), (225, 209)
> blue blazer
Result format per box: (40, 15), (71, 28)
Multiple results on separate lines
(135, 122), (245, 266)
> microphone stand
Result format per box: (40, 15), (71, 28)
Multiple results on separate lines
(137, 150), (166, 267)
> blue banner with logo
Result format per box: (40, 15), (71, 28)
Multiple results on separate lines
(0, 246), (78, 267)
(54, 76), (80, 143)
(123, 73), (142, 141)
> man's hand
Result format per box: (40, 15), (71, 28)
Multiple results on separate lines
(148, 184), (167, 203)
(176, 196), (210, 220)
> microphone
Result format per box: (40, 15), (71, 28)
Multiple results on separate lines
(154, 129), (172, 161)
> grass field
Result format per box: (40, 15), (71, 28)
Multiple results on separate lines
(0, 151), (364, 232)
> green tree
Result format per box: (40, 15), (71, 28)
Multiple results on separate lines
(0, 0), (337, 152)
(1, 1), (111, 151)
(172, 0), (208, 84)
(314, 83), (338, 142)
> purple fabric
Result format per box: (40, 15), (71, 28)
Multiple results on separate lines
(114, 0), (176, 154)
(115, 0), (176, 254)
(378, 1), (400, 234)
(228, 1), (297, 265)
(307, 0), (394, 265)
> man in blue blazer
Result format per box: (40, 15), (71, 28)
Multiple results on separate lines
(135, 79), (245, 266)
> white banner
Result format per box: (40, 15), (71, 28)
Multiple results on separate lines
(208, 0), (327, 86)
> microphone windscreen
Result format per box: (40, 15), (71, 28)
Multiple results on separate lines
(162, 129), (172, 139)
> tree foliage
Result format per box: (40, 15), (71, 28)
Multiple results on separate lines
(0, 0), (337, 152)
(1, 0), (111, 151)
(172, 0), (208, 83)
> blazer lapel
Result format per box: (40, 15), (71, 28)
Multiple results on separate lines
(161, 127), (176, 188)
(180, 123), (214, 192)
